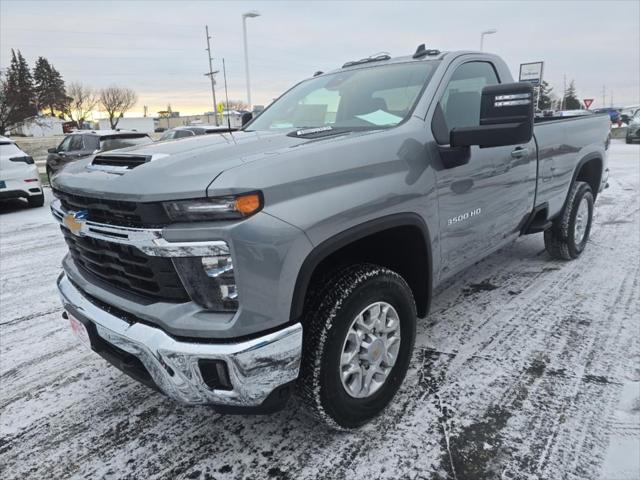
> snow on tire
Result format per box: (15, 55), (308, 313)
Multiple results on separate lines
(298, 264), (416, 429)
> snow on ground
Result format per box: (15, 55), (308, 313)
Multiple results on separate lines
(1, 140), (638, 480)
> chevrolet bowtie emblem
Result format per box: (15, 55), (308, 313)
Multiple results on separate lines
(63, 210), (88, 236)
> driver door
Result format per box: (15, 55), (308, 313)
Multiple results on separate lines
(432, 60), (514, 279)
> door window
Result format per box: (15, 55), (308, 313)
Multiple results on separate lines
(83, 135), (100, 151)
(437, 62), (500, 135)
(68, 135), (84, 151)
(57, 136), (73, 152)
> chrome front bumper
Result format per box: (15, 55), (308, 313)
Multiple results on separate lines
(57, 273), (303, 407)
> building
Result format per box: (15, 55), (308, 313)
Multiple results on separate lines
(7, 115), (65, 137)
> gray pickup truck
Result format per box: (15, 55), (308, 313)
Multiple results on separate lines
(51, 46), (610, 429)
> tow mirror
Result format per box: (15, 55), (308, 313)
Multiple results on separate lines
(241, 112), (253, 126)
(48, 147), (57, 153)
(450, 82), (534, 148)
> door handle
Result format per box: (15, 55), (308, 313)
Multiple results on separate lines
(511, 147), (528, 159)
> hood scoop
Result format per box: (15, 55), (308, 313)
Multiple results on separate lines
(87, 154), (152, 174)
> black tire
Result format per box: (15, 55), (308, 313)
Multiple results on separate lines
(298, 264), (416, 429)
(27, 194), (45, 208)
(626, 136), (633, 144)
(544, 181), (594, 260)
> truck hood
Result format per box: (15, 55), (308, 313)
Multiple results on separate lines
(51, 130), (310, 201)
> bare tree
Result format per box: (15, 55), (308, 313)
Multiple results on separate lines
(100, 86), (137, 129)
(224, 99), (250, 111)
(63, 82), (98, 127)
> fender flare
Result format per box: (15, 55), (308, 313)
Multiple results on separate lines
(560, 152), (603, 215)
(289, 213), (433, 321)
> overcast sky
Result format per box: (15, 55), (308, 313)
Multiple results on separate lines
(2, 0), (639, 117)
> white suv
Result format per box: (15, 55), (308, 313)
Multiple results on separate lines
(0, 136), (44, 208)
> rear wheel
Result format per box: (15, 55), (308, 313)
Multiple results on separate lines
(27, 194), (45, 208)
(544, 181), (593, 260)
(298, 264), (416, 429)
(626, 136), (633, 144)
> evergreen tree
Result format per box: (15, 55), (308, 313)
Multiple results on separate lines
(0, 73), (12, 134)
(534, 81), (553, 111)
(563, 80), (581, 110)
(33, 57), (68, 116)
(5, 49), (37, 125)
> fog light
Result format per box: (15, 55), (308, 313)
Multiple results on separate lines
(171, 244), (239, 311)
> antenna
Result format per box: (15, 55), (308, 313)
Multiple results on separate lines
(222, 58), (235, 139)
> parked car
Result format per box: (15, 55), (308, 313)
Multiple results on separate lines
(46, 130), (153, 179)
(51, 47), (610, 429)
(0, 136), (44, 208)
(593, 107), (621, 124)
(626, 109), (640, 144)
(620, 106), (640, 125)
(158, 125), (237, 141)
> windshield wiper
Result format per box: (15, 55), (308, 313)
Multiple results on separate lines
(287, 126), (352, 139)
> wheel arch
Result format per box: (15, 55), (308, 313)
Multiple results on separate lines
(290, 213), (433, 321)
(572, 153), (603, 199)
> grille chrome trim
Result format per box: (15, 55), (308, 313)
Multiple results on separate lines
(51, 198), (229, 258)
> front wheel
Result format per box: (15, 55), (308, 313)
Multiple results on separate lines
(298, 264), (416, 429)
(544, 181), (594, 260)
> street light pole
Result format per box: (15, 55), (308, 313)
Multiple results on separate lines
(242, 11), (260, 110)
(204, 25), (219, 126)
(480, 28), (497, 51)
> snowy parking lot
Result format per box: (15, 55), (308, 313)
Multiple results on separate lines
(1, 140), (638, 480)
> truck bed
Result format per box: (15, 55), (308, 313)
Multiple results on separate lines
(533, 113), (610, 218)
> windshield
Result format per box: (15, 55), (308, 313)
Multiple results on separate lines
(159, 129), (195, 141)
(247, 61), (439, 132)
(99, 135), (152, 151)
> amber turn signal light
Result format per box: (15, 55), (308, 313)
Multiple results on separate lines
(235, 193), (262, 216)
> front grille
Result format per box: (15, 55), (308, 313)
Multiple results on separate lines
(62, 228), (189, 302)
(53, 189), (170, 228)
(92, 154), (150, 169)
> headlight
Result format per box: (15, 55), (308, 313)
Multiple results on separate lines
(163, 192), (263, 221)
